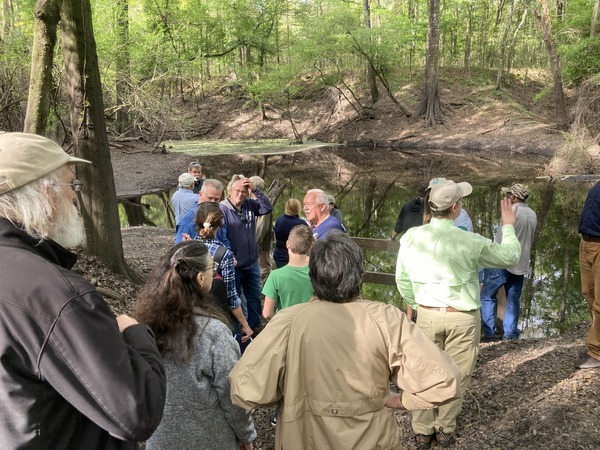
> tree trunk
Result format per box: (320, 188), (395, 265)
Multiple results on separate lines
(532, 0), (569, 131)
(363, 0), (379, 104)
(506, 10), (527, 75)
(122, 197), (147, 226)
(495, 0), (515, 90)
(591, 0), (600, 37)
(115, 0), (131, 136)
(23, 0), (61, 135)
(415, 0), (443, 128)
(60, 0), (140, 281)
(2, 0), (14, 40)
(463, 3), (473, 71)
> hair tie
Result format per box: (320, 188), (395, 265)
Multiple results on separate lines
(203, 222), (211, 229)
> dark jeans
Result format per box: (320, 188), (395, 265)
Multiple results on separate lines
(480, 268), (524, 340)
(235, 263), (263, 330)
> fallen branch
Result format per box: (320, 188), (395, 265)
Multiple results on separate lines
(97, 286), (125, 303)
(481, 118), (510, 135)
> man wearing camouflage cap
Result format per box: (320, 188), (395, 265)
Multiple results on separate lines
(0, 132), (166, 448)
(480, 183), (537, 342)
(396, 178), (520, 448)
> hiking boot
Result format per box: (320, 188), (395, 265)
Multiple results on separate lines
(480, 335), (501, 343)
(578, 356), (600, 369)
(414, 433), (435, 449)
(436, 428), (455, 448)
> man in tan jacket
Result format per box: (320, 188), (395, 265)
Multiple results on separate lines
(229, 232), (461, 449)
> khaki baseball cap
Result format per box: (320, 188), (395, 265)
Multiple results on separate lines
(428, 178), (473, 212)
(0, 132), (90, 195)
(501, 183), (529, 200)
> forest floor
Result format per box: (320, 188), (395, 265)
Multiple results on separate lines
(78, 68), (600, 449)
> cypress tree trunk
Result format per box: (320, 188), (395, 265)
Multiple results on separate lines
(23, 0), (61, 134)
(60, 0), (140, 281)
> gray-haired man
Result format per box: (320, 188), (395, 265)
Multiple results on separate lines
(0, 132), (166, 448)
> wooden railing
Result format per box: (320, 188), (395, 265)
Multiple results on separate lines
(350, 237), (399, 286)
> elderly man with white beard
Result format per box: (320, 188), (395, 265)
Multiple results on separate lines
(0, 133), (166, 449)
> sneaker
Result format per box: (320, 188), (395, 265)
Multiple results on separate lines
(436, 428), (455, 448)
(578, 356), (600, 369)
(414, 433), (435, 449)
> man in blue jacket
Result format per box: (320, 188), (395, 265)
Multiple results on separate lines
(175, 178), (230, 248)
(221, 175), (273, 331)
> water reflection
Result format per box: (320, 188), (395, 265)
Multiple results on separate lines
(122, 178), (593, 338)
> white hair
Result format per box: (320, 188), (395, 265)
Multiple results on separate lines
(201, 178), (224, 193)
(249, 176), (265, 190)
(227, 174), (245, 193)
(307, 189), (328, 206)
(0, 170), (60, 241)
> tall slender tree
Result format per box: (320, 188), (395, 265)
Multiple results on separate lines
(23, 0), (61, 134)
(529, 0), (569, 130)
(115, 0), (131, 136)
(415, 0), (443, 127)
(25, 0), (139, 280)
(363, 0), (379, 104)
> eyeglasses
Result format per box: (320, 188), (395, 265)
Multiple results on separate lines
(53, 180), (83, 192)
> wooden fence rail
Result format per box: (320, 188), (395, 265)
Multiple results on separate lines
(350, 237), (399, 286)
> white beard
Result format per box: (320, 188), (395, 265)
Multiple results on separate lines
(49, 201), (86, 249)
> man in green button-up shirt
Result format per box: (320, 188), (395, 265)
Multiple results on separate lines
(395, 178), (521, 449)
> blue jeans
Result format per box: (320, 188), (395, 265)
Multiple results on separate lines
(480, 268), (524, 340)
(235, 263), (263, 330)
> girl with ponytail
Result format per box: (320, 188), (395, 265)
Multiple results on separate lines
(194, 202), (253, 344)
(134, 241), (256, 449)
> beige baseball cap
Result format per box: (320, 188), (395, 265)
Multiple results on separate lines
(428, 178), (473, 212)
(0, 132), (90, 195)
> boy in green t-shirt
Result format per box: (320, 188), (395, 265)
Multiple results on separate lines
(262, 225), (315, 319)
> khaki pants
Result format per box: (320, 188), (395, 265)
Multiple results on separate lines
(579, 239), (600, 360)
(412, 308), (480, 435)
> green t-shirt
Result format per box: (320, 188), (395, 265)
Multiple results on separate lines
(261, 264), (313, 311)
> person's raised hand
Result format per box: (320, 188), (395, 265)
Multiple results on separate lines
(243, 178), (256, 193)
(500, 197), (516, 226)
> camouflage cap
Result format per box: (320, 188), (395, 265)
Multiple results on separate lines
(502, 183), (530, 200)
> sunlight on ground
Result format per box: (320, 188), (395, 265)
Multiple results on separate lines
(164, 139), (336, 156)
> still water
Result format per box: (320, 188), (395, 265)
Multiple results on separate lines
(126, 175), (593, 339)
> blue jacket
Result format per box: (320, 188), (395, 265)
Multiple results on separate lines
(171, 189), (199, 224)
(175, 205), (230, 248)
(220, 190), (273, 270)
(579, 181), (600, 237)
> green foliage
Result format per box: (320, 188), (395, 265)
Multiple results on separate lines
(561, 36), (600, 86)
(5, 0), (598, 136)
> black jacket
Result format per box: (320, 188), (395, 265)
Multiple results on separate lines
(579, 181), (600, 237)
(0, 219), (166, 448)
(394, 197), (424, 234)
